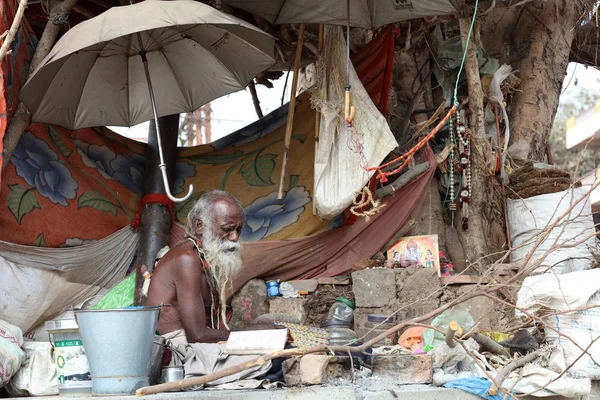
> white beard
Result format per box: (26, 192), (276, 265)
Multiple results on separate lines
(201, 228), (243, 329)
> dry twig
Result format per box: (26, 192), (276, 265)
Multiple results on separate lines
(0, 0), (28, 63)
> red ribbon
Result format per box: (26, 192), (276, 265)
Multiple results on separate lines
(131, 194), (174, 229)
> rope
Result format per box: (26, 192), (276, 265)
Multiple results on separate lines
(130, 194), (174, 229)
(365, 105), (457, 183)
(453, 0), (479, 107)
(50, 13), (70, 26)
(362, 0), (480, 184)
(349, 186), (384, 221)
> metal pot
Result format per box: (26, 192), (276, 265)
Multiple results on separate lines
(160, 365), (184, 385)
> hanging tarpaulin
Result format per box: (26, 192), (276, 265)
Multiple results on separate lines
(222, 0), (462, 29)
(310, 25), (398, 219)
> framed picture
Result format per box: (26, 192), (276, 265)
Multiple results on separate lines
(387, 234), (441, 276)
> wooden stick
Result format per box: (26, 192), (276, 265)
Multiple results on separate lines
(374, 161), (430, 199)
(136, 289), (491, 396)
(467, 333), (511, 357)
(312, 24), (324, 215)
(0, 0), (28, 63)
(445, 320), (461, 348)
(277, 24), (304, 200)
(488, 348), (544, 395)
(248, 80), (263, 119)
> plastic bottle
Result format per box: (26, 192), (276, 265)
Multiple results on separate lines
(327, 297), (355, 325)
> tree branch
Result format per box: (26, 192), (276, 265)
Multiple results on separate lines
(248, 80), (263, 119)
(2, 0), (80, 170)
(488, 348), (544, 395)
(0, 0), (28, 63)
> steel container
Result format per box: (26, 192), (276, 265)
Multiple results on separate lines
(160, 365), (184, 384)
(74, 306), (160, 395)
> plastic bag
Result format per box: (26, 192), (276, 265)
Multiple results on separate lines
(423, 306), (474, 348)
(0, 319), (25, 387)
(5, 341), (58, 396)
(91, 273), (136, 310)
(398, 326), (424, 352)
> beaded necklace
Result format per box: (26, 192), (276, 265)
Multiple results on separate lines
(187, 237), (220, 329)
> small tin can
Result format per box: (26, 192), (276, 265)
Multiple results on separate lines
(266, 281), (280, 297)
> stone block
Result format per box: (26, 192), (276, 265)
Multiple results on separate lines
(269, 297), (308, 324)
(395, 267), (442, 323)
(287, 279), (318, 293)
(352, 269), (396, 307)
(371, 354), (433, 385)
(229, 279), (269, 330)
(283, 355), (352, 386)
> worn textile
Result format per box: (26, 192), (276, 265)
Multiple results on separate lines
(161, 329), (189, 348)
(0, 6), (395, 247)
(311, 25), (398, 218)
(0, 226), (137, 332)
(175, 343), (272, 387)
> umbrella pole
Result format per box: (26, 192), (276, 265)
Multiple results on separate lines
(277, 24), (304, 200)
(312, 24), (324, 215)
(137, 35), (193, 203)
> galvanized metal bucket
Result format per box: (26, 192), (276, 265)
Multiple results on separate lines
(74, 306), (161, 395)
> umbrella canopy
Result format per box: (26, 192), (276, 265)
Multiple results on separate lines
(19, 0), (276, 130)
(222, 0), (462, 29)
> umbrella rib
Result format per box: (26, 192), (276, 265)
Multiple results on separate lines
(145, 30), (194, 112)
(126, 35), (131, 126)
(73, 52), (103, 129)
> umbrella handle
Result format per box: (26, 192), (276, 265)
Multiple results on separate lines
(137, 32), (194, 204)
(159, 164), (194, 203)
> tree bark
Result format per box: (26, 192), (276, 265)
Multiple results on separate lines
(2, 0), (79, 170)
(458, 18), (492, 272)
(507, 0), (579, 161)
(388, 25), (433, 146)
(0, 0), (28, 63)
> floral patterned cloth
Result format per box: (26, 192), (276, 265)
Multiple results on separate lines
(0, 11), (395, 248)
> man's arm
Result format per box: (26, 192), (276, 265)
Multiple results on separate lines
(174, 253), (231, 343)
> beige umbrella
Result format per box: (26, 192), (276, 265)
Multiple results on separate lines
(222, 0), (461, 29)
(19, 0), (275, 202)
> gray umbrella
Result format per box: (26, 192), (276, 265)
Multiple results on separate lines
(19, 0), (275, 202)
(222, 0), (462, 29)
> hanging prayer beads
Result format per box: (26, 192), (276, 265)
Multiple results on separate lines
(448, 115), (457, 213)
(456, 111), (471, 230)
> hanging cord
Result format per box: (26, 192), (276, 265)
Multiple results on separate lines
(350, 186), (383, 221)
(41, 0), (70, 26)
(363, 0), (480, 184)
(453, 0), (479, 107)
(346, 0), (350, 88)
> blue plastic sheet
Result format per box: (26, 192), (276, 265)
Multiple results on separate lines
(444, 376), (510, 400)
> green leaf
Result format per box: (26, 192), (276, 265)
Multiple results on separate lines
(33, 233), (46, 247)
(78, 190), (118, 216)
(291, 133), (307, 144)
(174, 192), (202, 223)
(238, 154), (277, 187)
(189, 150), (244, 166)
(47, 125), (72, 158)
(7, 184), (40, 224)
(288, 175), (300, 189)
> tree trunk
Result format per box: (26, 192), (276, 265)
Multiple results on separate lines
(2, 0), (80, 170)
(387, 23), (433, 146)
(505, 0), (579, 161)
(458, 18), (492, 272)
